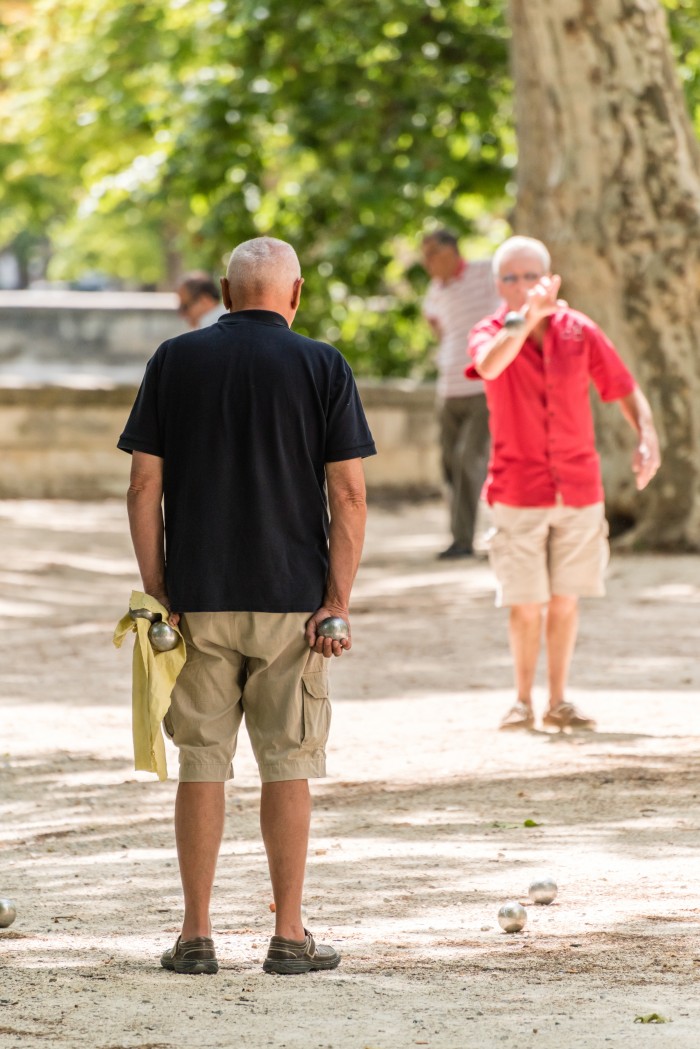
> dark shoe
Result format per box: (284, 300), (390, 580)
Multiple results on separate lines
(499, 702), (535, 731)
(543, 702), (596, 731)
(262, 929), (341, 975)
(437, 542), (474, 560)
(160, 935), (218, 975)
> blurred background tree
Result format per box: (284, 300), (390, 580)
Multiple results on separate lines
(509, 0), (700, 547)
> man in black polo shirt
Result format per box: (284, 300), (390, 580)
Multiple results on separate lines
(119, 236), (376, 976)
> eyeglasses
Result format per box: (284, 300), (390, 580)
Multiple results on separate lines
(499, 273), (543, 284)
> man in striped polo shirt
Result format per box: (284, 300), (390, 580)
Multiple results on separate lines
(422, 229), (501, 558)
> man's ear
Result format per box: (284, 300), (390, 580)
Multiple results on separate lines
(291, 276), (304, 311)
(220, 276), (233, 310)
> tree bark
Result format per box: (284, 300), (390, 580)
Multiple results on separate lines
(508, 0), (700, 548)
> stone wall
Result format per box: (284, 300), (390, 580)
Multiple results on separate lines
(0, 382), (441, 500)
(0, 292), (441, 498)
(0, 290), (183, 384)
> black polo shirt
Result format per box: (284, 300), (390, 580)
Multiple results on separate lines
(118, 310), (376, 612)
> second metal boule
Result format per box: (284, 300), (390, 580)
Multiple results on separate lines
(148, 620), (179, 652)
(528, 877), (558, 904)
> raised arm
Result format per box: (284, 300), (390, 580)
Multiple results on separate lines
(474, 275), (562, 380)
(306, 457), (368, 658)
(126, 451), (179, 624)
(617, 386), (661, 491)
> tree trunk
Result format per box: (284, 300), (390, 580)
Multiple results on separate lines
(508, 0), (700, 548)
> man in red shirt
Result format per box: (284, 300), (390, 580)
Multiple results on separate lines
(467, 236), (660, 731)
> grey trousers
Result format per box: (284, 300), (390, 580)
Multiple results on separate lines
(439, 394), (490, 548)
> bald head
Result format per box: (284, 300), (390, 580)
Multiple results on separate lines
(222, 237), (302, 321)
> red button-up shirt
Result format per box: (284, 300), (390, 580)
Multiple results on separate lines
(466, 306), (636, 507)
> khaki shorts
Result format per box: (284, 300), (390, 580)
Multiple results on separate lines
(164, 612), (331, 783)
(488, 502), (609, 607)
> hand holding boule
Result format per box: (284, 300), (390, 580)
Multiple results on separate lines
(129, 608), (180, 652)
(306, 609), (351, 658)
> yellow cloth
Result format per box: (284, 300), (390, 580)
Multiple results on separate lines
(112, 591), (186, 781)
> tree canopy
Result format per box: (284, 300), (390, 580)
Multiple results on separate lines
(0, 0), (698, 375)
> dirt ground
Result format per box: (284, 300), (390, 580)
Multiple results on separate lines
(1, 497), (699, 1049)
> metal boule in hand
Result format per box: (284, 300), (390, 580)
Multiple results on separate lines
(316, 617), (349, 641)
(148, 619), (179, 652)
(0, 898), (17, 928)
(129, 607), (179, 651)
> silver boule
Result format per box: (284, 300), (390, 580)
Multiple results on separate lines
(148, 620), (179, 652)
(0, 898), (17, 928)
(528, 877), (558, 905)
(317, 616), (349, 640)
(497, 901), (527, 933)
(129, 607), (159, 623)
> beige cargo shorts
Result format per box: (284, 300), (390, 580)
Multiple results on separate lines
(164, 611), (330, 783)
(488, 501), (610, 607)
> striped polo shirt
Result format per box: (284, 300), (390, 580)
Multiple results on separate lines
(423, 259), (501, 398)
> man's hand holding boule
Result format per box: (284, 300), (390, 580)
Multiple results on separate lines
(306, 606), (351, 658)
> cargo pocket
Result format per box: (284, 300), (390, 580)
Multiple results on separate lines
(300, 671), (331, 750)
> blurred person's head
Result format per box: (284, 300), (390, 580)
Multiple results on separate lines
(421, 229), (461, 281)
(221, 237), (303, 325)
(493, 236), (551, 311)
(177, 271), (221, 329)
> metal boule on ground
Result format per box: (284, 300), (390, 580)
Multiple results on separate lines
(529, 877), (558, 904)
(498, 901), (527, 933)
(0, 898), (16, 928)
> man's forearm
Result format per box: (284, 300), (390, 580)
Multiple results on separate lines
(126, 485), (167, 597)
(475, 313), (538, 380)
(618, 386), (656, 443)
(617, 386), (661, 490)
(324, 497), (367, 613)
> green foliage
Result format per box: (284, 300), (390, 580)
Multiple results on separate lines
(0, 0), (513, 375)
(663, 0), (700, 131)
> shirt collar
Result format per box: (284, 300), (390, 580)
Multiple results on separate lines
(223, 309), (289, 328)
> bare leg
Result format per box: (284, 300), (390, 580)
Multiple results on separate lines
(175, 782), (225, 940)
(546, 594), (579, 709)
(509, 603), (543, 706)
(260, 779), (311, 941)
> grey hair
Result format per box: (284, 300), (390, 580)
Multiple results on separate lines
(493, 236), (551, 277)
(226, 237), (300, 299)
